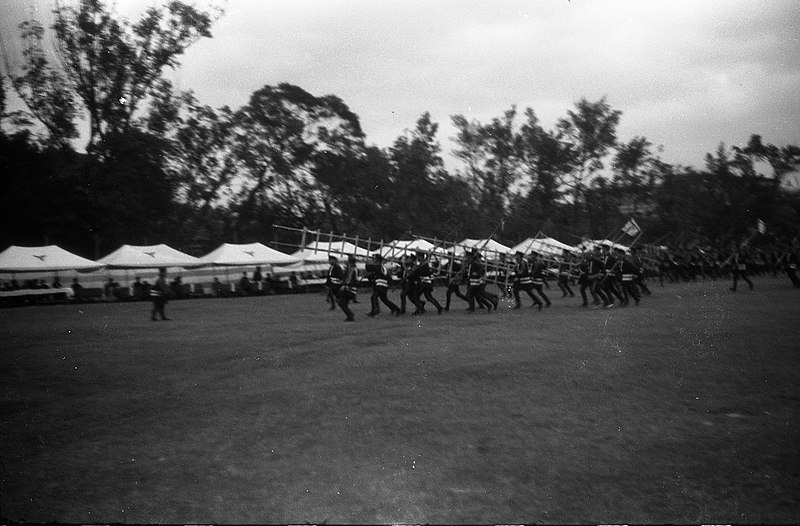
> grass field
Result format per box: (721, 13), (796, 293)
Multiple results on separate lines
(2, 276), (799, 523)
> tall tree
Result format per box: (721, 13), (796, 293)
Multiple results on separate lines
(50, 0), (218, 152)
(513, 107), (572, 234)
(387, 112), (466, 238)
(5, 19), (79, 149)
(451, 107), (520, 230)
(225, 83), (366, 239)
(556, 96), (621, 221)
(612, 136), (667, 217)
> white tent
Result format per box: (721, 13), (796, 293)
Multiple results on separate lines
(197, 242), (298, 266)
(97, 244), (203, 269)
(453, 238), (514, 257)
(371, 239), (442, 259)
(0, 245), (104, 273)
(511, 237), (576, 257)
(291, 241), (371, 264)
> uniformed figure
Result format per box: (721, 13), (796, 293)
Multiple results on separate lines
(600, 244), (624, 307)
(512, 251), (542, 309)
(785, 248), (800, 288)
(557, 249), (575, 298)
(528, 252), (552, 308)
(325, 255), (344, 310)
(397, 253), (418, 314)
(577, 251), (592, 307)
(587, 246), (609, 307)
(629, 246), (651, 295)
(466, 249), (497, 312)
(367, 254), (400, 316)
(444, 254), (469, 310)
(337, 254), (359, 321)
(729, 246), (754, 292)
(617, 248), (641, 306)
(150, 267), (171, 321)
(408, 250), (444, 315)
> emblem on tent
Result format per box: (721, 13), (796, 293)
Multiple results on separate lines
(243, 251), (255, 257)
(144, 251), (157, 258)
(33, 254), (47, 261)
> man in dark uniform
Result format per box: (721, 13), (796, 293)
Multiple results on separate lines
(617, 248), (641, 306)
(466, 249), (498, 312)
(337, 254), (359, 321)
(444, 252), (469, 310)
(785, 247), (800, 288)
(557, 249), (575, 298)
(408, 250), (444, 315)
(397, 253), (418, 315)
(150, 267), (171, 321)
(588, 246), (608, 307)
(367, 254), (400, 316)
(629, 246), (651, 295)
(600, 244), (624, 307)
(326, 255), (344, 309)
(529, 252), (552, 308)
(729, 246), (754, 292)
(512, 251), (542, 309)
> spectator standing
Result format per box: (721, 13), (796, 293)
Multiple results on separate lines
(150, 267), (171, 321)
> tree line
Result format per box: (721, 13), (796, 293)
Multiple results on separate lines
(2, 0), (799, 259)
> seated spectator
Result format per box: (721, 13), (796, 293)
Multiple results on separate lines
(132, 276), (144, 300)
(170, 275), (186, 299)
(264, 273), (276, 295)
(239, 272), (251, 295)
(104, 277), (118, 298)
(39, 279), (50, 289)
(212, 277), (225, 297)
(2, 282), (11, 291)
(52, 277), (62, 288)
(71, 278), (84, 295)
(10, 279), (20, 290)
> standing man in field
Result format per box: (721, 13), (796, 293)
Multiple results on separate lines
(150, 267), (171, 321)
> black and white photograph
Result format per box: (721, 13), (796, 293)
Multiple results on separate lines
(1, 0), (799, 523)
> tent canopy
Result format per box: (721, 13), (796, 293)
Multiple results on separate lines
(511, 236), (576, 256)
(97, 244), (202, 269)
(371, 239), (446, 259)
(198, 242), (298, 266)
(453, 238), (513, 257)
(0, 245), (104, 273)
(291, 241), (371, 264)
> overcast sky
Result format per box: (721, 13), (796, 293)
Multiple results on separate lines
(2, 0), (799, 172)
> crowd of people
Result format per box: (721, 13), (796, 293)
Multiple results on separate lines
(322, 241), (800, 322)
(2, 240), (798, 319)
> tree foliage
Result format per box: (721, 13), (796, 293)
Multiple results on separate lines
(2, 1), (799, 255)
(49, 0), (218, 152)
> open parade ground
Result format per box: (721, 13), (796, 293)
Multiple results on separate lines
(2, 276), (799, 523)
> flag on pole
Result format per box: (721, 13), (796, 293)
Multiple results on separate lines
(757, 219), (766, 234)
(621, 218), (641, 237)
